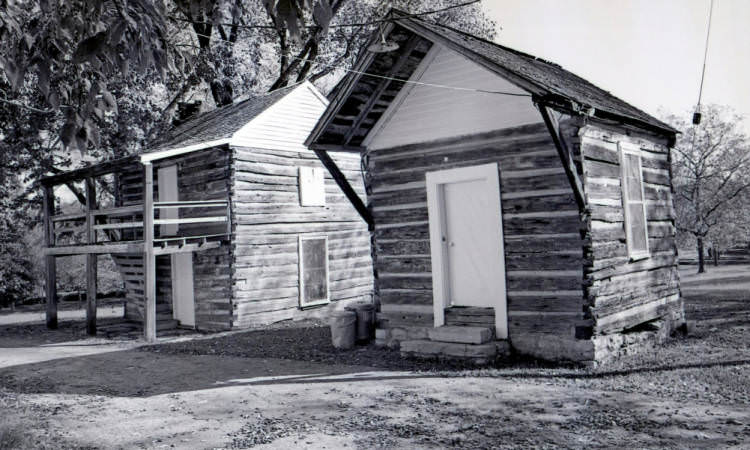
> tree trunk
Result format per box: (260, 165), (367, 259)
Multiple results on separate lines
(713, 247), (719, 266)
(697, 237), (705, 273)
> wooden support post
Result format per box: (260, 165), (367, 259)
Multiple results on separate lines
(143, 163), (157, 343)
(538, 104), (586, 211)
(313, 150), (374, 231)
(85, 177), (97, 335)
(43, 185), (57, 329)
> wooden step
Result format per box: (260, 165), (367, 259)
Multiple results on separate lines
(445, 306), (494, 327)
(428, 326), (492, 345)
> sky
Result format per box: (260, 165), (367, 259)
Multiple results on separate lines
(482, 0), (750, 133)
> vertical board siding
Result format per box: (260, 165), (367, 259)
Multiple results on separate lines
(230, 146), (374, 328)
(367, 123), (586, 339)
(577, 124), (682, 335)
(367, 46), (541, 150)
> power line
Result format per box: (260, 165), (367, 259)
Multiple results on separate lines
(696, 0), (714, 109)
(168, 0), (481, 31)
(188, 30), (531, 98)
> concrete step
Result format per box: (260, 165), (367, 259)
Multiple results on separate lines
(400, 339), (500, 364)
(156, 319), (179, 331)
(428, 325), (492, 345)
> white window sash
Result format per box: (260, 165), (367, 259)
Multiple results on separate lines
(619, 142), (650, 259)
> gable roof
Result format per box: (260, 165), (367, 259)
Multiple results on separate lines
(308, 10), (676, 149)
(146, 82), (300, 155)
(407, 14), (676, 135)
(39, 81), (327, 185)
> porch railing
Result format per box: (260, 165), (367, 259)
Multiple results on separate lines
(49, 200), (230, 247)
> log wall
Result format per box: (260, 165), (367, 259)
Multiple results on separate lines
(573, 121), (683, 338)
(230, 146), (373, 327)
(366, 123), (588, 349)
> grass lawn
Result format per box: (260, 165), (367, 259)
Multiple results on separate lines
(0, 265), (748, 448)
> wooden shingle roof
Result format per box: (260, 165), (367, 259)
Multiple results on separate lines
(308, 10), (676, 149)
(411, 16), (676, 135)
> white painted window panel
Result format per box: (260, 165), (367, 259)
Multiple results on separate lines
(299, 166), (326, 206)
(619, 142), (650, 259)
(157, 165), (179, 235)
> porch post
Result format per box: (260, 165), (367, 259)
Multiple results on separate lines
(143, 162), (157, 342)
(85, 177), (98, 335)
(43, 185), (57, 329)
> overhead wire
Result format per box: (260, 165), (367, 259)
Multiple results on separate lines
(696, 0), (714, 108)
(188, 17), (532, 99)
(167, 0), (481, 31)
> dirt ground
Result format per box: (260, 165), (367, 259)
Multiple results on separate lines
(1, 265), (749, 449)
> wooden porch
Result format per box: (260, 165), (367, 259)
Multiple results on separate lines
(41, 159), (230, 342)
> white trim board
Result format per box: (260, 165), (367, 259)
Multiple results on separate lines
(425, 162), (508, 339)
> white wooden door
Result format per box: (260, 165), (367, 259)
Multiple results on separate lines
(171, 253), (195, 327)
(442, 179), (496, 306)
(157, 165), (195, 327)
(426, 163), (507, 338)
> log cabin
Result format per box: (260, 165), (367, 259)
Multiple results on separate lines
(306, 11), (684, 364)
(40, 81), (373, 340)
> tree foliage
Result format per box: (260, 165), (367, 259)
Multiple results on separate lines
(1, 0), (494, 153)
(667, 104), (750, 272)
(0, 0), (495, 301)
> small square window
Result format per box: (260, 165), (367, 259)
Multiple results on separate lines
(619, 142), (649, 259)
(299, 166), (326, 206)
(299, 236), (329, 307)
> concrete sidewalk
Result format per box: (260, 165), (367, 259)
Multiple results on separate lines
(0, 305), (124, 326)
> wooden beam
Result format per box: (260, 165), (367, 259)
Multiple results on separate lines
(43, 185), (57, 329)
(304, 23), (394, 148)
(44, 242), (145, 256)
(342, 36), (421, 145)
(143, 162), (157, 343)
(152, 241), (222, 255)
(40, 154), (140, 187)
(308, 143), (365, 153)
(85, 177), (97, 336)
(313, 150), (374, 231)
(538, 104), (586, 211)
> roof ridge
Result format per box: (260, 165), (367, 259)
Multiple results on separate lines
(387, 9), (676, 135)
(146, 82), (305, 153)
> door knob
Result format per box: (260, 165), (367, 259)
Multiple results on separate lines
(449, 242), (455, 247)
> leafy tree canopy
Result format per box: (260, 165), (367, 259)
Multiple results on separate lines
(1, 0), (494, 154)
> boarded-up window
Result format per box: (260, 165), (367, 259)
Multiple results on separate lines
(299, 166), (326, 206)
(619, 142), (649, 258)
(299, 236), (329, 307)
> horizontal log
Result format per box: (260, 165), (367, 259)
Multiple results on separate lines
(379, 289), (433, 305)
(593, 293), (681, 334)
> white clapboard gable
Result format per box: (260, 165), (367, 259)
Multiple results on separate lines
(365, 45), (542, 150)
(231, 81), (329, 152)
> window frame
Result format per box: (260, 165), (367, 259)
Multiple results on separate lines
(298, 235), (330, 308)
(618, 141), (650, 260)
